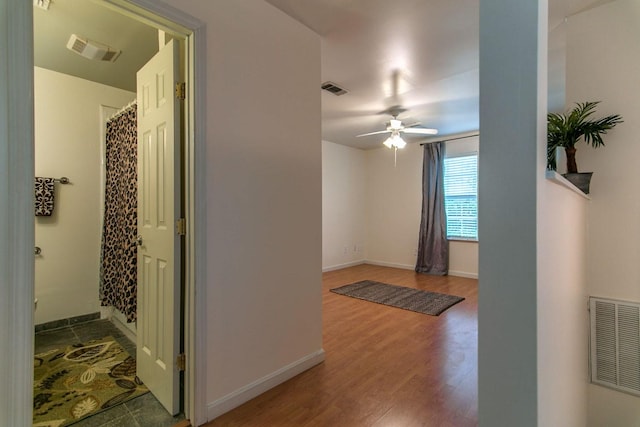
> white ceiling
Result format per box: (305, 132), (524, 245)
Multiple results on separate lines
(34, 0), (616, 149)
(33, 0), (157, 92)
(265, 0), (618, 149)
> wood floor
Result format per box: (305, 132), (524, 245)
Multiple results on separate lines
(205, 264), (478, 427)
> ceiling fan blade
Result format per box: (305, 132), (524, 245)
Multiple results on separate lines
(402, 128), (438, 135)
(356, 130), (391, 137)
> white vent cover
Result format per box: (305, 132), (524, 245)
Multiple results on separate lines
(590, 297), (640, 395)
(321, 81), (348, 96)
(66, 34), (121, 63)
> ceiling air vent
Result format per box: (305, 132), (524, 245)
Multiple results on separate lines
(321, 81), (348, 96)
(66, 34), (122, 63)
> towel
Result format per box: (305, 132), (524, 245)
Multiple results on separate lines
(35, 177), (55, 216)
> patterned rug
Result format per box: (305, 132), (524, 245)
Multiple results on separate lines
(331, 280), (465, 316)
(33, 336), (148, 427)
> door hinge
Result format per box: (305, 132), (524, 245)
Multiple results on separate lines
(176, 353), (186, 372)
(176, 218), (186, 236)
(175, 82), (186, 100)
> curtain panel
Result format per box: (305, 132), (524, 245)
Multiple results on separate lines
(100, 105), (138, 322)
(416, 142), (449, 275)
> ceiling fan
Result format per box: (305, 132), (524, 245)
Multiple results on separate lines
(356, 70), (438, 150)
(356, 105), (438, 149)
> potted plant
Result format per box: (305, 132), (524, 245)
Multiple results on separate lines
(547, 101), (623, 194)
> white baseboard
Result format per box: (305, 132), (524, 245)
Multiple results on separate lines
(448, 270), (478, 279)
(344, 260), (478, 279)
(206, 349), (325, 421)
(365, 260), (415, 271)
(322, 260), (365, 272)
(110, 312), (137, 343)
(101, 305), (137, 343)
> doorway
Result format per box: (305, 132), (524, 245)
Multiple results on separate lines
(31, 0), (202, 425)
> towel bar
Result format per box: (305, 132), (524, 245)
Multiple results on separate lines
(54, 177), (69, 184)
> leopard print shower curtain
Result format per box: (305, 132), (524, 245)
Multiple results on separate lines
(100, 104), (138, 322)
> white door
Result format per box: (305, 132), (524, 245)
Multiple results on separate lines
(136, 39), (181, 415)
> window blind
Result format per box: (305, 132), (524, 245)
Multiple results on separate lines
(444, 154), (478, 240)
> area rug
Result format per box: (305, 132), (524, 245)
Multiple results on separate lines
(33, 336), (148, 427)
(330, 280), (464, 316)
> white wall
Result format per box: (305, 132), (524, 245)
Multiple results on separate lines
(537, 177), (589, 426)
(160, 0), (323, 419)
(322, 141), (367, 270)
(565, 1), (640, 424)
(449, 241), (478, 278)
(34, 67), (135, 325)
(365, 143), (423, 269)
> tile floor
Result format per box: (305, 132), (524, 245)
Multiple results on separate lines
(35, 319), (185, 427)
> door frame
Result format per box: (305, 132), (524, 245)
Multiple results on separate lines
(102, 2), (208, 423)
(0, 1), (208, 425)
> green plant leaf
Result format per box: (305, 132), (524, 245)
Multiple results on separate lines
(546, 101), (623, 171)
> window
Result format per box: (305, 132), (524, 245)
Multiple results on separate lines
(444, 153), (478, 240)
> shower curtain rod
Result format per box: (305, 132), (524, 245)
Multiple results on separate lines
(107, 99), (137, 122)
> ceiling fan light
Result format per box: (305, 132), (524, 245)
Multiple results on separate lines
(383, 136), (394, 148)
(393, 135), (407, 149)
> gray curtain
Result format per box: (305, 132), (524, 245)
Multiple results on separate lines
(415, 142), (448, 275)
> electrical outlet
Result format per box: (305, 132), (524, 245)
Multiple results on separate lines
(343, 246), (348, 255)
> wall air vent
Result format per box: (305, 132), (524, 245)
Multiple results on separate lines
(66, 34), (122, 63)
(321, 81), (348, 96)
(590, 296), (640, 396)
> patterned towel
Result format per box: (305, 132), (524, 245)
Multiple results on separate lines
(35, 177), (55, 216)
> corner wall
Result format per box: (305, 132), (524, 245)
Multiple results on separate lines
(34, 67), (135, 325)
(478, 0), (543, 424)
(322, 139), (478, 277)
(322, 140), (367, 270)
(161, 0), (324, 420)
(364, 139), (479, 277)
(0, 2), (35, 424)
(565, 1), (640, 424)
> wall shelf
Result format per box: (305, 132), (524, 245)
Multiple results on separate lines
(545, 170), (591, 200)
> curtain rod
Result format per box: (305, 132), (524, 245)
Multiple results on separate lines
(419, 131), (479, 145)
(107, 99), (137, 122)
